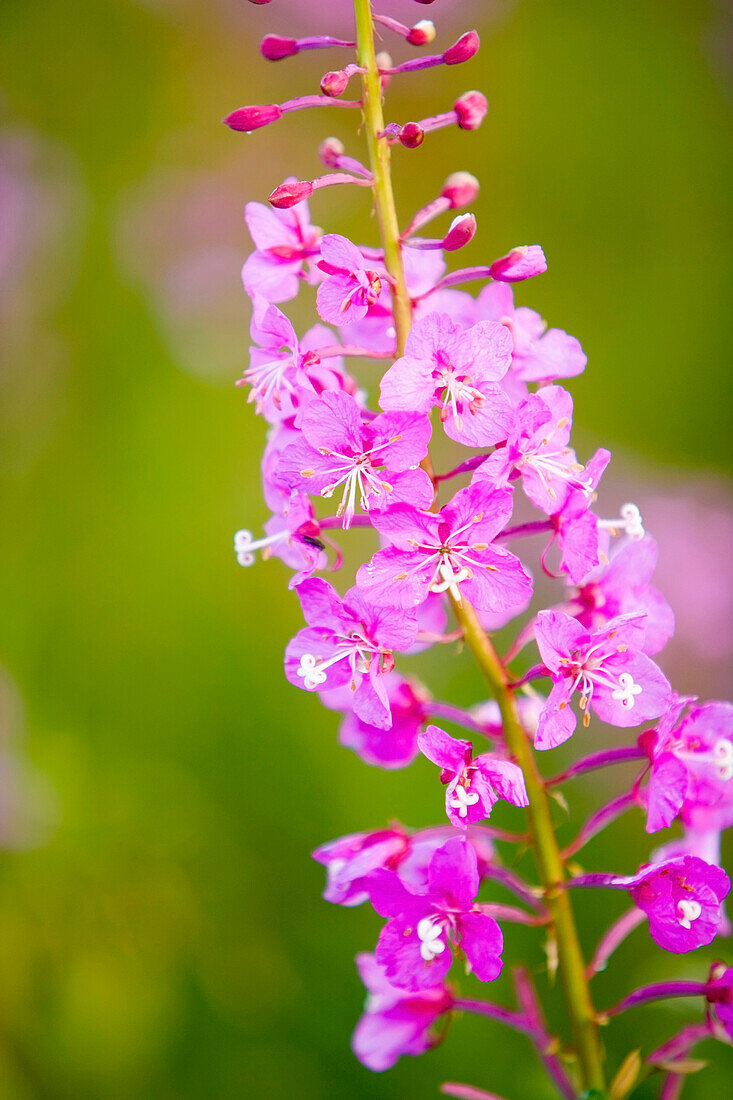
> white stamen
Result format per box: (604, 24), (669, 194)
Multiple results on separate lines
(417, 917), (446, 961)
(611, 671), (643, 710)
(676, 898), (702, 929)
(449, 784), (480, 818)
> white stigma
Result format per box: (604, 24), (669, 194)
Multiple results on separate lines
(430, 558), (471, 602)
(676, 898), (702, 929)
(449, 783), (480, 818)
(598, 502), (645, 541)
(611, 671), (643, 710)
(713, 738), (733, 781)
(296, 653), (328, 690)
(233, 527), (288, 567)
(416, 917), (446, 962)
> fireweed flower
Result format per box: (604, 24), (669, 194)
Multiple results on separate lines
(242, 190), (321, 302)
(534, 610), (671, 749)
(356, 483), (533, 613)
(645, 698), (733, 832)
(379, 312), (513, 446)
(371, 837), (504, 991)
(276, 390), (433, 527)
(234, 492), (328, 586)
(284, 577), (418, 728)
(706, 963), (733, 1040)
(316, 233), (386, 325)
(351, 953), (453, 1071)
(330, 672), (429, 769)
(550, 448), (612, 584)
(418, 724), (528, 828)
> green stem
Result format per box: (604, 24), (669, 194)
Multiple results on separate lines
(451, 596), (606, 1095)
(352, 3), (605, 1094)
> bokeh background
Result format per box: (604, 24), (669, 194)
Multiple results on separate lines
(1, 0), (732, 1096)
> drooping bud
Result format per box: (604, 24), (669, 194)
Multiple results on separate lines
(321, 70), (349, 97)
(442, 214), (477, 251)
(224, 104), (283, 132)
(400, 122), (425, 148)
(319, 137), (345, 168)
(441, 171), (480, 208)
(407, 20), (436, 46)
(260, 35), (298, 61)
(269, 180), (314, 208)
(454, 91), (488, 130)
(443, 30), (480, 66)
(489, 244), (548, 282)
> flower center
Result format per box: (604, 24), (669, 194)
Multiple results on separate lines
(416, 916), (447, 961)
(676, 898), (702, 929)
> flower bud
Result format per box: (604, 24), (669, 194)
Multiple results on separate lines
(248, 0), (273, 4)
(489, 244), (547, 282)
(443, 30), (480, 66)
(442, 213), (477, 251)
(406, 20), (436, 46)
(319, 137), (345, 168)
(454, 91), (488, 130)
(269, 180), (314, 208)
(260, 35), (298, 61)
(399, 122), (425, 149)
(321, 70), (349, 97)
(441, 171), (480, 208)
(224, 104), (282, 132)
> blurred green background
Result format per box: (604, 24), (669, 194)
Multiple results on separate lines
(0, 0), (731, 1096)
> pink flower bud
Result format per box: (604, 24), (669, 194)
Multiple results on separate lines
(248, 0), (272, 5)
(489, 244), (547, 282)
(269, 180), (314, 209)
(454, 91), (488, 130)
(442, 214), (477, 252)
(400, 122), (425, 149)
(321, 70), (349, 97)
(260, 35), (298, 61)
(441, 171), (480, 208)
(224, 104), (282, 133)
(319, 137), (345, 168)
(406, 20), (436, 47)
(443, 30), (480, 66)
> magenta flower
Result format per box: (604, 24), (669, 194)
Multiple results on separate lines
(356, 483), (533, 613)
(316, 234), (385, 325)
(551, 448), (612, 584)
(240, 297), (352, 421)
(477, 282), (587, 385)
(336, 673), (429, 769)
(534, 610), (672, 749)
(312, 827), (410, 906)
(475, 386), (592, 515)
(371, 837), (504, 991)
(563, 535), (674, 656)
(234, 493), (328, 587)
(645, 698), (733, 833)
(379, 312), (513, 446)
(351, 953), (453, 1071)
(417, 724), (528, 828)
(706, 964), (733, 1040)
(277, 390), (433, 527)
(284, 578), (418, 728)
(629, 856), (730, 953)
(242, 192), (321, 303)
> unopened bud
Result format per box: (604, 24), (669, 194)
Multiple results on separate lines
(269, 180), (314, 208)
(454, 90), (488, 130)
(442, 213), (477, 251)
(489, 244), (547, 282)
(321, 69), (349, 97)
(442, 171), (480, 208)
(407, 20), (436, 46)
(400, 122), (425, 149)
(224, 103), (283, 132)
(260, 35), (298, 61)
(248, 0), (273, 5)
(319, 137), (345, 168)
(443, 30), (480, 65)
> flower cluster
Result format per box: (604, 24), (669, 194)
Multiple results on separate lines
(229, 3), (732, 1096)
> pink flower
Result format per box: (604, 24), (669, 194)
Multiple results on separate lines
(551, 448), (612, 584)
(379, 312), (513, 446)
(629, 856), (730, 953)
(371, 837), (504, 991)
(706, 964), (733, 1041)
(316, 234), (385, 325)
(645, 698), (733, 833)
(356, 483), (533, 613)
(351, 953), (452, 1071)
(417, 724), (528, 828)
(563, 535), (674, 656)
(276, 391), (433, 527)
(336, 673), (429, 769)
(234, 493), (328, 588)
(534, 610), (672, 749)
(242, 192), (321, 303)
(240, 297), (351, 422)
(284, 578), (418, 728)
(312, 827), (410, 906)
(475, 385), (591, 514)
